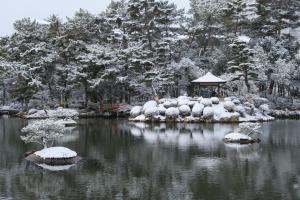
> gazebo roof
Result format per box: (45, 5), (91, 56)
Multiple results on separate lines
(192, 72), (226, 86)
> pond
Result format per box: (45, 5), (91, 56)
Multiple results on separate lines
(0, 117), (300, 200)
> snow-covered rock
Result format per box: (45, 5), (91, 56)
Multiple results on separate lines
(253, 97), (269, 107)
(224, 97), (232, 102)
(211, 97), (219, 104)
(216, 112), (240, 122)
(34, 147), (77, 159)
(200, 98), (212, 107)
(56, 119), (77, 127)
(203, 107), (214, 118)
(224, 101), (235, 112)
(130, 106), (142, 118)
(158, 104), (167, 115)
(223, 132), (253, 143)
(179, 105), (191, 116)
(166, 107), (180, 119)
(133, 115), (146, 122)
(142, 101), (157, 112)
(192, 103), (204, 117)
(28, 109), (38, 115)
(212, 104), (239, 122)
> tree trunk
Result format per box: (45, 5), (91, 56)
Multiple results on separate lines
(244, 71), (250, 92)
(42, 137), (47, 149)
(84, 80), (88, 108)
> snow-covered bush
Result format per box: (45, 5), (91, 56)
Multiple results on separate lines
(239, 122), (261, 135)
(21, 119), (65, 149)
(244, 102), (255, 115)
(158, 104), (167, 115)
(224, 101), (235, 112)
(142, 101), (157, 112)
(259, 104), (270, 114)
(253, 97), (269, 107)
(188, 101), (196, 107)
(192, 103), (204, 117)
(200, 98), (212, 107)
(211, 97), (219, 104)
(144, 106), (159, 118)
(28, 109), (38, 115)
(159, 98), (167, 104)
(165, 107), (180, 119)
(224, 97), (232, 102)
(164, 100), (178, 108)
(163, 101), (172, 108)
(232, 99), (241, 105)
(130, 106), (142, 118)
(235, 105), (246, 116)
(179, 105), (191, 116)
(203, 107), (214, 118)
(27, 110), (48, 118)
(170, 100), (178, 107)
(178, 96), (190, 106)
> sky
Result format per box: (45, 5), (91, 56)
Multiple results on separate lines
(0, 0), (189, 36)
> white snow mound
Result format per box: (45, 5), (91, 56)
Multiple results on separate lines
(192, 103), (204, 117)
(224, 132), (252, 142)
(130, 106), (142, 118)
(35, 147), (77, 159)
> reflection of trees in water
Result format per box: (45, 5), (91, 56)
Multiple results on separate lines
(1, 119), (300, 199)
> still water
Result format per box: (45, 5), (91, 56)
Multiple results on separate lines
(0, 117), (300, 200)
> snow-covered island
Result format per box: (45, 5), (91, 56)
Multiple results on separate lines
(21, 119), (81, 167)
(129, 96), (274, 123)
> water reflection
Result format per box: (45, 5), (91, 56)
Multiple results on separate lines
(0, 118), (300, 200)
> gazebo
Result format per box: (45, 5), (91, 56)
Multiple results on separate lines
(192, 72), (227, 97)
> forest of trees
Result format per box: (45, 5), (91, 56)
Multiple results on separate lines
(0, 0), (300, 109)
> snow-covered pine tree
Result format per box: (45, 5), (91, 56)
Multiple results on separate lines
(228, 36), (257, 92)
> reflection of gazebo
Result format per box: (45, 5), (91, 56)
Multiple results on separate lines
(192, 72), (227, 97)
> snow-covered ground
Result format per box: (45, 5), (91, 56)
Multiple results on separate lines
(34, 147), (77, 159)
(129, 96), (275, 123)
(26, 108), (79, 119)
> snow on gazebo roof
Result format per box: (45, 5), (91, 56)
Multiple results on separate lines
(192, 72), (227, 85)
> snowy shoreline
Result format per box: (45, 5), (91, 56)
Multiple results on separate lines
(129, 96), (277, 123)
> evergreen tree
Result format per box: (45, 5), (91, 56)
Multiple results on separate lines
(228, 36), (257, 92)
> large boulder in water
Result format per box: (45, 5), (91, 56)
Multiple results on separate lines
(26, 147), (81, 165)
(223, 133), (257, 144)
